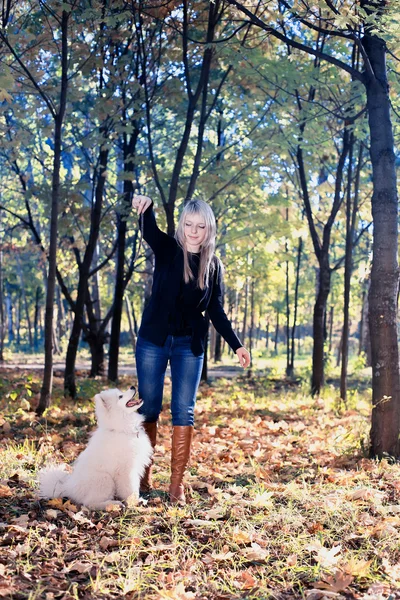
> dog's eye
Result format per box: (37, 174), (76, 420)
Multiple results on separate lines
(119, 395), (123, 399)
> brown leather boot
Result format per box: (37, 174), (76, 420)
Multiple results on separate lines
(140, 421), (158, 493)
(169, 425), (194, 505)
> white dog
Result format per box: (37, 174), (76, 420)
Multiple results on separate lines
(38, 387), (153, 510)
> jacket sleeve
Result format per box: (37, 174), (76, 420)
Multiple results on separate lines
(207, 261), (243, 352)
(139, 202), (175, 256)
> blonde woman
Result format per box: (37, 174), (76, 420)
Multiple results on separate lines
(132, 195), (251, 504)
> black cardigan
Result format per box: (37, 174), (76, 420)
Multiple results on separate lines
(138, 204), (243, 357)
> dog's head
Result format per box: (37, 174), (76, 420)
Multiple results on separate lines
(94, 386), (143, 429)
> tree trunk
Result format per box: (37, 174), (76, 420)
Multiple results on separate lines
(16, 256), (33, 348)
(274, 309), (279, 355)
(362, 31), (400, 458)
(328, 305), (334, 355)
(285, 227), (291, 376)
(34, 286), (41, 351)
(311, 255), (330, 395)
(289, 236), (302, 374)
(125, 295), (137, 354)
(38, 10), (69, 415)
(247, 279), (255, 377)
(0, 243), (4, 361)
(5, 283), (13, 343)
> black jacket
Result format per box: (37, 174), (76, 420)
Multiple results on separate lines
(138, 204), (242, 356)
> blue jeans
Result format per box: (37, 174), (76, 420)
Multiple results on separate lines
(135, 335), (204, 426)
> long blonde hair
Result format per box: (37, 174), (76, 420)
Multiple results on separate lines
(175, 199), (217, 290)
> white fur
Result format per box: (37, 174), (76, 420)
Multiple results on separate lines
(38, 388), (153, 510)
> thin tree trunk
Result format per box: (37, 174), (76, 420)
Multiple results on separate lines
(38, 10), (69, 415)
(289, 237), (302, 374)
(34, 286), (41, 351)
(285, 220), (291, 376)
(247, 278), (255, 377)
(340, 133), (354, 401)
(16, 255), (33, 348)
(274, 309), (279, 355)
(125, 296), (137, 354)
(328, 305), (334, 355)
(241, 277), (249, 344)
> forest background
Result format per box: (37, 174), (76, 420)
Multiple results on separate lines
(1, 0), (400, 453)
(2, 1), (400, 599)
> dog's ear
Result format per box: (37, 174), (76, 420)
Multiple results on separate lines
(95, 393), (109, 410)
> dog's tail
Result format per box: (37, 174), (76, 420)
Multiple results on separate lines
(38, 464), (69, 499)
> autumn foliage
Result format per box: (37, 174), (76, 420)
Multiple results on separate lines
(1, 371), (400, 599)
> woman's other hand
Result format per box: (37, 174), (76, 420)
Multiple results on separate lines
(132, 195), (152, 215)
(236, 347), (251, 368)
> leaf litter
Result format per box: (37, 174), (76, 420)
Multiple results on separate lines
(0, 371), (400, 598)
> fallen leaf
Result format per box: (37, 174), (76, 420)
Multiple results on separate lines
(241, 543), (269, 562)
(0, 485), (12, 498)
(65, 561), (93, 574)
(382, 558), (400, 582)
(211, 550), (235, 561)
(156, 581), (196, 599)
(286, 554), (298, 566)
(342, 557), (372, 577)
(230, 527), (253, 545)
(315, 571), (353, 592)
(99, 536), (119, 551)
(306, 541), (342, 568)
(234, 570), (257, 589)
(45, 509), (59, 520)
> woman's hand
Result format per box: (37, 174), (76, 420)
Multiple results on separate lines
(132, 194), (152, 215)
(236, 347), (251, 368)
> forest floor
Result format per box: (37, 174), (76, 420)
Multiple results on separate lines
(1, 367), (400, 600)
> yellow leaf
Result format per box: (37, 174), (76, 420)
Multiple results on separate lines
(342, 557), (372, 577)
(230, 527), (253, 545)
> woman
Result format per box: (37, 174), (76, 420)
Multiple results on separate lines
(132, 194), (251, 504)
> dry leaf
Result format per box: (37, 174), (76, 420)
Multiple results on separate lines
(203, 506), (225, 519)
(248, 491), (274, 508)
(315, 571), (353, 592)
(211, 549), (235, 561)
(230, 527), (253, 545)
(307, 541), (342, 568)
(65, 561), (93, 574)
(349, 488), (385, 504)
(286, 554), (298, 566)
(45, 509), (59, 520)
(234, 570), (257, 589)
(0, 485), (12, 498)
(342, 557), (372, 577)
(156, 581), (196, 599)
(47, 498), (65, 510)
(241, 543), (269, 562)
(99, 536), (118, 551)
(382, 558), (400, 581)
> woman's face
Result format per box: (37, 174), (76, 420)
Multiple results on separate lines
(184, 212), (207, 251)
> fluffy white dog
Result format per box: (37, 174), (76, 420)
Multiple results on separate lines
(38, 386), (153, 510)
